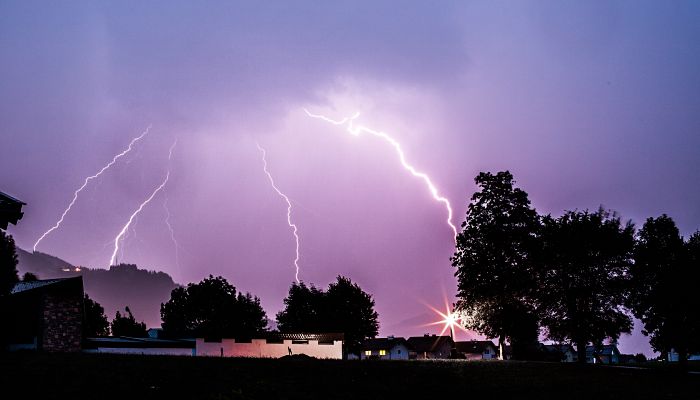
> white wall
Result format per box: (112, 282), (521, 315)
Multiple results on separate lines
(361, 344), (409, 360)
(84, 347), (194, 356)
(195, 338), (343, 359)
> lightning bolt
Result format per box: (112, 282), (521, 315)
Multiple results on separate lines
(163, 198), (180, 272)
(257, 143), (301, 283)
(109, 139), (176, 267)
(33, 126), (151, 252)
(304, 109), (457, 239)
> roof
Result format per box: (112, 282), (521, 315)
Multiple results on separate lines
(264, 333), (344, 342)
(0, 191), (26, 229)
(85, 337), (195, 349)
(407, 335), (454, 353)
(11, 277), (82, 294)
(362, 337), (408, 351)
(455, 340), (497, 354)
(586, 345), (619, 356)
(543, 344), (575, 353)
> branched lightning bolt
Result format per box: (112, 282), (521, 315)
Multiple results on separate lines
(33, 126), (152, 252)
(257, 143), (301, 283)
(109, 139), (177, 267)
(304, 109), (457, 239)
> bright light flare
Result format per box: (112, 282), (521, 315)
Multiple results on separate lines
(304, 109), (457, 239)
(257, 143), (301, 283)
(108, 139), (176, 267)
(423, 299), (470, 339)
(33, 126), (151, 252)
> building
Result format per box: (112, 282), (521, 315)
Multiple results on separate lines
(84, 337), (195, 356)
(667, 349), (700, 362)
(7, 277), (84, 352)
(0, 190), (25, 230)
(586, 344), (620, 364)
(361, 336), (410, 360)
(406, 335), (454, 359)
(541, 344), (577, 362)
(454, 340), (498, 360)
(195, 333), (344, 359)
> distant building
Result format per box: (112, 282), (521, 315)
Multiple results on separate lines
(540, 344), (577, 363)
(195, 333), (344, 359)
(667, 349), (700, 362)
(0, 191), (25, 230)
(454, 340), (498, 360)
(7, 277), (84, 352)
(586, 344), (620, 364)
(406, 335), (454, 359)
(361, 336), (410, 360)
(84, 337), (195, 356)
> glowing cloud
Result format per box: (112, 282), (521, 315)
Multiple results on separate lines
(257, 143), (301, 283)
(33, 126), (151, 252)
(108, 139), (176, 267)
(304, 109), (457, 239)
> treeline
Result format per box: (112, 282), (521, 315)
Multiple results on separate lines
(452, 171), (700, 364)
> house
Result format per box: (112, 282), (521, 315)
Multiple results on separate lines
(195, 333), (344, 359)
(6, 277), (84, 352)
(407, 334), (454, 359)
(586, 344), (620, 364)
(541, 344), (577, 363)
(454, 340), (498, 360)
(667, 349), (700, 362)
(361, 336), (410, 360)
(0, 190), (25, 229)
(84, 336), (195, 356)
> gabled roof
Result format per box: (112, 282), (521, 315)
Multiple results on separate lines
(0, 190), (26, 229)
(543, 344), (575, 353)
(455, 340), (497, 354)
(362, 337), (408, 351)
(407, 335), (454, 353)
(11, 278), (78, 294)
(586, 345), (619, 356)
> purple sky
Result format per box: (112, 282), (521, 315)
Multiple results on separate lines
(2, 1), (699, 356)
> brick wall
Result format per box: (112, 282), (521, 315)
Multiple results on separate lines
(41, 292), (83, 352)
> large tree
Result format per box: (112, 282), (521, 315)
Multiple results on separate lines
(538, 208), (635, 363)
(160, 275), (267, 339)
(451, 171), (540, 359)
(629, 216), (700, 365)
(276, 276), (379, 355)
(0, 230), (19, 296)
(83, 293), (110, 337)
(111, 306), (148, 337)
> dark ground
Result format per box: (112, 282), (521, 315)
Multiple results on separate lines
(1, 353), (698, 400)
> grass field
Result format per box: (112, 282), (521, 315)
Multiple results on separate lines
(2, 353), (699, 400)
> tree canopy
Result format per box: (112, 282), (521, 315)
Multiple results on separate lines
(451, 171), (540, 359)
(83, 293), (110, 337)
(276, 276), (379, 354)
(629, 216), (700, 363)
(111, 306), (148, 337)
(537, 209), (635, 363)
(160, 275), (267, 339)
(0, 230), (19, 296)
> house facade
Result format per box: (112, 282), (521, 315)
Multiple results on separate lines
(586, 344), (620, 364)
(361, 336), (410, 360)
(407, 335), (454, 359)
(7, 277), (84, 352)
(195, 333), (343, 359)
(455, 340), (498, 360)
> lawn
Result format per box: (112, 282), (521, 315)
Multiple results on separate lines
(1, 353), (698, 400)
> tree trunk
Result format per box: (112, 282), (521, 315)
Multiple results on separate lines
(678, 348), (688, 370)
(498, 335), (505, 360)
(576, 340), (587, 364)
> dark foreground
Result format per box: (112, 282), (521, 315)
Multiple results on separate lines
(2, 353), (699, 400)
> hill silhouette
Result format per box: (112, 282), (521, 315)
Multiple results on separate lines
(16, 248), (178, 329)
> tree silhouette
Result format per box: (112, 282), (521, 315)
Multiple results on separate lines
(451, 171), (540, 359)
(21, 272), (38, 282)
(160, 275), (267, 339)
(276, 276), (379, 355)
(537, 208), (634, 363)
(0, 230), (19, 296)
(83, 293), (110, 337)
(629, 216), (700, 366)
(276, 282), (325, 333)
(111, 306), (148, 337)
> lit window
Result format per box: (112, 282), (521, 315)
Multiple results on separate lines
(379, 350), (386, 356)
(365, 350), (372, 356)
